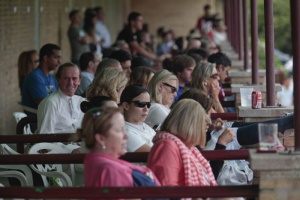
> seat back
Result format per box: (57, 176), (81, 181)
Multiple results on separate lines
(13, 112), (32, 135)
(28, 143), (73, 187)
(0, 144), (33, 186)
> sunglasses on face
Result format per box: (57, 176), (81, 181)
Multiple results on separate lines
(162, 82), (177, 93)
(131, 101), (151, 108)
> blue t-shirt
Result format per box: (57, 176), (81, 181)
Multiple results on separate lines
(22, 67), (58, 110)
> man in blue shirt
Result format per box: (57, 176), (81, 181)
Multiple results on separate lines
(22, 43), (62, 116)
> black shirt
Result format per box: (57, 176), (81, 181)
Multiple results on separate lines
(116, 26), (138, 44)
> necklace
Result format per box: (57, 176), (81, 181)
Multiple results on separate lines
(126, 122), (146, 131)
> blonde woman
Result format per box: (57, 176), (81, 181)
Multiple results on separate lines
(190, 62), (225, 113)
(147, 99), (217, 186)
(145, 69), (178, 127)
(86, 67), (128, 103)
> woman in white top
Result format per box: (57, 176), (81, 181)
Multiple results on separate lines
(121, 84), (156, 152)
(145, 69), (178, 127)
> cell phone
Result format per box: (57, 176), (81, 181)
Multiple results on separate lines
(153, 124), (161, 131)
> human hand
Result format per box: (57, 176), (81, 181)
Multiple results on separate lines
(217, 128), (235, 146)
(212, 118), (226, 130)
(72, 148), (81, 154)
(210, 79), (221, 99)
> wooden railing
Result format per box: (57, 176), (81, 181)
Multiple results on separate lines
(211, 112), (244, 121)
(0, 149), (250, 164)
(0, 185), (259, 199)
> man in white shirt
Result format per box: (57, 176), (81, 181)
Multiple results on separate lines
(94, 7), (112, 49)
(37, 62), (85, 136)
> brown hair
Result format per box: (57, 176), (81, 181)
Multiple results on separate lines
(18, 50), (38, 87)
(74, 107), (121, 149)
(172, 55), (195, 75)
(178, 88), (215, 113)
(55, 62), (81, 79)
(127, 66), (154, 87)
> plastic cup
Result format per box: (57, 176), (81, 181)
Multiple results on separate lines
(240, 88), (253, 106)
(258, 123), (278, 150)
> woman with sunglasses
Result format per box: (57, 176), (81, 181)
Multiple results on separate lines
(190, 62), (225, 113)
(75, 107), (161, 190)
(146, 69), (178, 127)
(121, 84), (155, 152)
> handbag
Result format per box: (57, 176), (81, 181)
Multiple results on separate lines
(216, 160), (253, 185)
(205, 126), (254, 185)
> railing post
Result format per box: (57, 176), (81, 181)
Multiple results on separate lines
(224, 0), (232, 44)
(251, 0), (259, 84)
(236, 0), (242, 60)
(243, 0), (249, 70)
(290, 0), (300, 150)
(264, 0), (276, 106)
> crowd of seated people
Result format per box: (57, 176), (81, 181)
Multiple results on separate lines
(13, 5), (295, 197)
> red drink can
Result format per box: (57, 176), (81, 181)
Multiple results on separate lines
(252, 91), (262, 109)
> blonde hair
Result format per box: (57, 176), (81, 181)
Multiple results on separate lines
(74, 107), (121, 149)
(86, 67), (128, 102)
(147, 69), (178, 104)
(160, 99), (207, 147)
(190, 62), (216, 91)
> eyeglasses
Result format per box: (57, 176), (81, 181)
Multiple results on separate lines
(210, 73), (219, 79)
(162, 82), (177, 93)
(131, 101), (151, 108)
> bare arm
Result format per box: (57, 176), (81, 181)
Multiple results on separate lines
(129, 41), (157, 61)
(210, 79), (225, 113)
(134, 144), (151, 152)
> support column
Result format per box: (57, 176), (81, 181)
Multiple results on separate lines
(264, 0), (275, 106)
(243, 0), (249, 70)
(224, 0), (232, 44)
(290, 0), (300, 150)
(236, 0), (242, 60)
(251, 0), (259, 84)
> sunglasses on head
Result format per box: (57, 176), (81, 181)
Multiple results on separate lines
(162, 82), (177, 93)
(210, 73), (219, 79)
(131, 101), (151, 108)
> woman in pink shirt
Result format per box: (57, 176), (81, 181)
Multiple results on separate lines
(75, 107), (160, 190)
(147, 99), (217, 186)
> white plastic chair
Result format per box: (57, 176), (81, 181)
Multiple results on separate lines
(0, 170), (28, 186)
(0, 144), (33, 186)
(12, 112), (32, 135)
(28, 143), (74, 187)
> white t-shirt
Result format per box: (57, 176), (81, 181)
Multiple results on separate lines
(145, 103), (170, 127)
(125, 122), (156, 152)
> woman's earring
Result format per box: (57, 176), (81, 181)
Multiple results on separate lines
(101, 145), (106, 150)
(204, 82), (208, 86)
